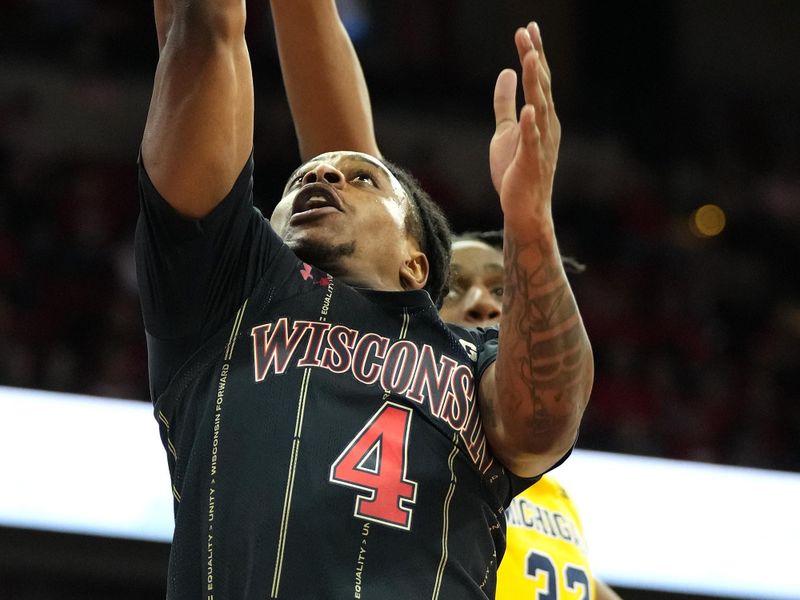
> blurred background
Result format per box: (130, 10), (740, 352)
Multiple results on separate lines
(1, 0), (798, 598)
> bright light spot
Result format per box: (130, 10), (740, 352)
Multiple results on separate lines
(690, 204), (726, 237)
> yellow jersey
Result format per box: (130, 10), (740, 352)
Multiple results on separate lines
(496, 475), (595, 600)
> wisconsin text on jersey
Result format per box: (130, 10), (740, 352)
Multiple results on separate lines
(250, 315), (495, 473)
(505, 497), (588, 553)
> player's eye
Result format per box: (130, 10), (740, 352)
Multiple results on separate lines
(351, 171), (376, 186)
(447, 282), (465, 300)
(287, 173), (305, 188)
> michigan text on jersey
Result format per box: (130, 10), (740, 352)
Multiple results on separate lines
(505, 497), (588, 553)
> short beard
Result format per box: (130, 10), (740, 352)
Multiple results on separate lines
(290, 239), (356, 276)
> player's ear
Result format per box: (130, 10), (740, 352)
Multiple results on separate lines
(400, 248), (429, 292)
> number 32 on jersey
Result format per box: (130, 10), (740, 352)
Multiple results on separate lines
(329, 402), (418, 530)
(526, 550), (591, 600)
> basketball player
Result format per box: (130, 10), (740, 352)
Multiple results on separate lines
(269, 3), (620, 598)
(270, 4), (618, 597)
(137, 1), (592, 598)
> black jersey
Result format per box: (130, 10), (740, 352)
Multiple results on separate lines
(136, 155), (539, 600)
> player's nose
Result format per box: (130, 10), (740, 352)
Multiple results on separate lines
(302, 163), (345, 187)
(463, 285), (501, 325)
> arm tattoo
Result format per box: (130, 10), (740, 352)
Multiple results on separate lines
(499, 236), (590, 436)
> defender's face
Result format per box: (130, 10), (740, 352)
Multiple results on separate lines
(270, 151), (415, 286)
(439, 241), (503, 327)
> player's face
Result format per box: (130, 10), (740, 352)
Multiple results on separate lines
(271, 151), (425, 291)
(439, 240), (503, 327)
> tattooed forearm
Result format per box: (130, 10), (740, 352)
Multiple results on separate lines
(496, 235), (592, 442)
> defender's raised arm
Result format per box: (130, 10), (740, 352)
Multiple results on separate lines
(142, 0), (254, 218)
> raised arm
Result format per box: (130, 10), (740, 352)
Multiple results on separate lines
(269, 0), (380, 160)
(478, 24), (593, 478)
(142, 0), (254, 218)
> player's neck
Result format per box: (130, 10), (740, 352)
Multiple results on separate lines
(334, 258), (406, 294)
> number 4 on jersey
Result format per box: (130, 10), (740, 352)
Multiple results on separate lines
(330, 402), (418, 530)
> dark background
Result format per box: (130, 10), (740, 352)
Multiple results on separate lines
(1, 1), (798, 598)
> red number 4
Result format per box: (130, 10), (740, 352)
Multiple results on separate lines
(329, 402), (418, 530)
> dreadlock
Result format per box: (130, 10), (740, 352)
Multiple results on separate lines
(382, 159), (453, 307)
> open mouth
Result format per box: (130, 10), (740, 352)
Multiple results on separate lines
(291, 183), (344, 220)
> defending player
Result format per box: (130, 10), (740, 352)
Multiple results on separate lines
(138, 1), (593, 598)
(270, 3), (621, 598)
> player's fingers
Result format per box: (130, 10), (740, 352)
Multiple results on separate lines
(494, 68), (518, 130)
(514, 27), (538, 108)
(514, 27), (534, 70)
(525, 23), (558, 137)
(527, 22), (552, 82)
(527, 23), (553, 108)
(521, 50), (549, 136)
(518, 104), (541, 153)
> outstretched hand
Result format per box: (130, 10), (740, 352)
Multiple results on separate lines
(489, 22), (561, 223)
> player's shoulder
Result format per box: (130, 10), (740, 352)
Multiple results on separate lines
(442, 322), (499, 362)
